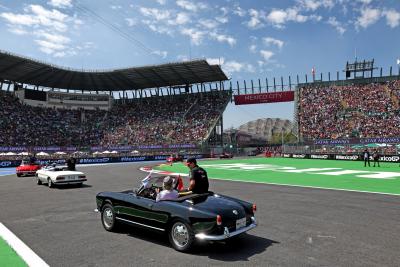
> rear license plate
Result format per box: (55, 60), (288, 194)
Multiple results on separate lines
(236, 217), (246, 230)
(67, 176), (76, 180)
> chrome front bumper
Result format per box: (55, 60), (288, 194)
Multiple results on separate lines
(195, 217), (257, 241)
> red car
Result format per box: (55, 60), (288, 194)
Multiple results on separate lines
(166, 155), (184, 163)
(219, 153), (233, 159)
(16, 160), (42, 177)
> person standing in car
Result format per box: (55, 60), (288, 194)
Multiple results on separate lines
(186, 158), (209, 194)
(66, 156), (77, 171)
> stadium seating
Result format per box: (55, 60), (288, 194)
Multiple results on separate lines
(0, 90), (230, 147)
(298, 80), (400, 140)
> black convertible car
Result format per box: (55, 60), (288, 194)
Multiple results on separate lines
(95, 175), (257, 252)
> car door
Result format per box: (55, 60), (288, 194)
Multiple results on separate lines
(116, 194), (168, 232)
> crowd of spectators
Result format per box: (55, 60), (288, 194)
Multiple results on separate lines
(298, 80), (400, 140)
(0, 90), (230, 148)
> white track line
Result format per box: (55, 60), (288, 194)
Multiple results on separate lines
(0, 222), (49, 267)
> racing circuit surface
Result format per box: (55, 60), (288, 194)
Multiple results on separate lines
(1, 161), (400, 267)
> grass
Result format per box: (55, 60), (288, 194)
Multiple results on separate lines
(155, 158), (400, 195)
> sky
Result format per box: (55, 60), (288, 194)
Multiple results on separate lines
(0, 0), (399, 128)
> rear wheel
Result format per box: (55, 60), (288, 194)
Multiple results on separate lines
(101, 204), (118, 231)
(169, 220), (195, 252)
(16, 173), (22, 177)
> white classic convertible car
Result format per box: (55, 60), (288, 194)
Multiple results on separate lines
(36, 165), (87, 188)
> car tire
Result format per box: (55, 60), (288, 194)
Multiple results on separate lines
(47, 178), (53, 188)
(101, 203), (118, 232)
(16, 173), (22, 177)
(169, 220), (195, 252)
(36, 177), (42, 185)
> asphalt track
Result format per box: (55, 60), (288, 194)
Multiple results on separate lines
(1, 161), (400, 267)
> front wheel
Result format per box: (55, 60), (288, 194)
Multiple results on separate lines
(16, 173), (22, 177)
(169, 220), (195, 252)
(47, 178), (54, 188)
(101, 203), (118, 231)
(36, 177), (42, 185)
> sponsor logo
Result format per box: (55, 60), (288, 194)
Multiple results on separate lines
(335, 155), (359, 160)
(154, 155), (168, 160)
(120, 157), (146, 162)
(379, 156), (400, 162)
(292, 154), (306, 158)
(283, 154), (291, 158)
(0, 161), (12, 167)
(310, 154), (329, 159)
(79, 158), (110, 164)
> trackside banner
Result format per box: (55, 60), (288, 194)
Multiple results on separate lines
(0, 154), (208, 168)
(234, 91), (294, 105)
(281, 154), (400, 163)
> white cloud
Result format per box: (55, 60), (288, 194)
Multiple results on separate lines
(356, 7), (381, 29)
(209, 32), (236, 46)
(216, 16), (228, 24)
(260, 50), (274, 61)
(266, 7), (321, 28)
(176, 0), (207, 12)
(297, 0), (334, 11)
(263, 37), (284, 49)
(384, 9), (400, 28)
(140, 7), (171, 21)
(181, 28), (206, 45)
(151, 50), (168, 58)
(125, 18), (138, 27)
(168, 12), (190, 25)
(207, 57), (224, 65)
(177, 54), (190, 61)
(249, 44), (257, 53)
(47, 0), (72, 8)
(223, 61), (255, 74)
(156, 0), (167, 5)
(110, 5), (122, 10)
(199, 19), (218, 29)
(8, 27), (29, 35)
(357, 0), (373, 4)
(233, 6), (246, 17)
(0, 4), (85, 58)
(143, 20), (174, 35)
(327, 16), (346, 34)
(246, 9), (264, 29)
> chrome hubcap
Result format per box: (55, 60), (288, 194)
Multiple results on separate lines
(103, 208), (113, 228)
(172, 222), (189, 248)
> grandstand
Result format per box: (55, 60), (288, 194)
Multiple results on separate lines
(297, 80), (400, 140)
(0, 50), (230, 151)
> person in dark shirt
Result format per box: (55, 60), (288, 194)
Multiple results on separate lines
(363, 149), (370, 167)
(373, 149), (380, 167)
(66, 156), (77, 171)
(186, 158), (209, 194)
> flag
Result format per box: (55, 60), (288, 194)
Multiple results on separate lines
(142, 171), (153, 188)
(397, 59), (400, 65)
(311, 67), (315, 75)
(176, 175), (184, 191)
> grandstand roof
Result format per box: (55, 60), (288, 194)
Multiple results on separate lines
(0, 50), (228, 91)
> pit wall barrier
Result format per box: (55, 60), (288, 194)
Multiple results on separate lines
(0, 154), (209, 168)
(282, 153), (400, 163)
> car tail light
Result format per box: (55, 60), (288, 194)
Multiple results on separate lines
(56, 176), (65, 180)
(252, 203), (257, 213)
(216, 215), (222, 226)
(79, 175), (86, 179)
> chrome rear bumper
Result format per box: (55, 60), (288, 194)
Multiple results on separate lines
(195, 217), (257, 241)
